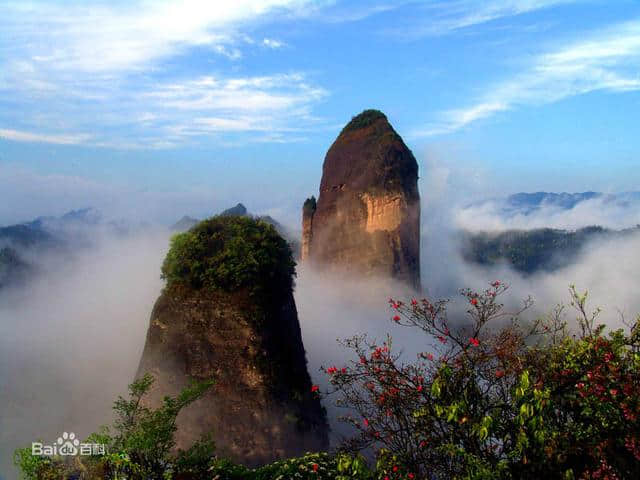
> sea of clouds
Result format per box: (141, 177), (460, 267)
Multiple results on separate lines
(1, 153), (640, 477)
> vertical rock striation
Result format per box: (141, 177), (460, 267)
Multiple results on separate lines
(303, 110), (420, 288)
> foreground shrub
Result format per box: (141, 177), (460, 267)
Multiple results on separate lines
(323, 283), (640, 479)
(15, 374), (215, 480)
(15, 283), (639, 479)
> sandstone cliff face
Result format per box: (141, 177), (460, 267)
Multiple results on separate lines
(136, 286), (328, 466)
(136, 217), (328, 466)
(303, 110), (420, 288)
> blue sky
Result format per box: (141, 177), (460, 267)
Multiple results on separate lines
(1, 0), (639, 226)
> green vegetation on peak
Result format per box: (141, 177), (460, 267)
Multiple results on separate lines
(340, 109), (387, 135)
(161, 215), (295, 300)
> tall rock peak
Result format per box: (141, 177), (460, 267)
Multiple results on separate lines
(303, 109), (420, 288)
(301, 196), (316, 261)
(137, 216), (328, 466)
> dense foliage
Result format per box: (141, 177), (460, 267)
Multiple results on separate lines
(15, 281), (640, 479)
(161, 215), (295, 300)
(323, 284), (640, 479)
(340, 109), (387, 134)
(14, 374), (215, 480)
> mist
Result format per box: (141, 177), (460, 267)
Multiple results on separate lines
(2, 154), (640, 478)
(455, 194), (640, 232)
(0, 228), (169, 477)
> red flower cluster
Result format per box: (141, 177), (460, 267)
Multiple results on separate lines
(371, 345), (389, 360)
(420, 352), (434, 361)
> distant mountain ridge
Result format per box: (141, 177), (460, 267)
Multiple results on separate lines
(0, 208), (141, 292)
(460, 191), (640, 274)
(462, 225), (640, 274)
(480, 191), (640, 217)
(506, 192), (602, 212)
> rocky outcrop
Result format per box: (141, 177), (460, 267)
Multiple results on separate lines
(302, 110), (420, 288)
(136, 216), (328, 466)
(220, 203), (248, 216)
(301, 197), (316, 261)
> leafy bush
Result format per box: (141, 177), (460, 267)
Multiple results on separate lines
(15, 374), (214, 480)
(161, 215), (295, 302)
(323, 283), (640, 479)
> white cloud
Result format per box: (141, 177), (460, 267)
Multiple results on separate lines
(147, 74), (326, 113)
(0, 0), (328, 148)
(318, 2), (402, 23)
(397, 0), (580, 37)
(0, 1), (310, 74)
(413, 19), (640, 136)
(141, 73), (327, 141)
(262, 37), (286, 48)
(0, 128), (91, 145)
(412, 102), (509, 136)
(455, 196), (640, 232)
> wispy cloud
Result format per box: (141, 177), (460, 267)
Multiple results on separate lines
(395, 0), (581, 37)
(140, 73), (327, 143)
(146, 74), (325, 112)
(0, 0), (329, 147)
(262, 38), (286, 48)
(319, 2), (403, 23)
(414, 102), (509, 137)
(412, 19), (640, 137)
(0, 1), (310, 74)
(0, 128), (92, 145)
